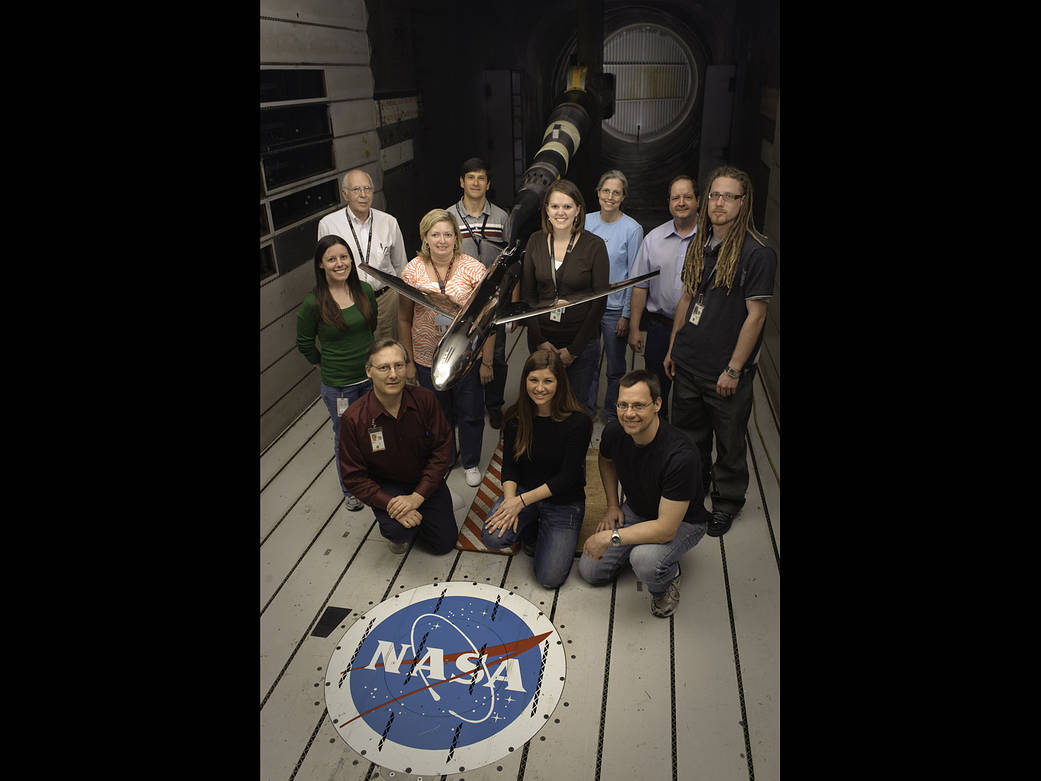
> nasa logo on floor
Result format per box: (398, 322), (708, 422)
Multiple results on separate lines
(325, 582), (566, 776)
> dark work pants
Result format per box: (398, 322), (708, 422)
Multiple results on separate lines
(373, 479), (457, 555)
(670, 364), (757, 516)
(483, 324), (508, 411)
(644, 315), (674, 420)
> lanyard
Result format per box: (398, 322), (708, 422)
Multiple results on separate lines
(346, 212), (373, 267)
(430, 258), (454, 294)
(456, 204), (488, 257)
(548, 231), (577, 298)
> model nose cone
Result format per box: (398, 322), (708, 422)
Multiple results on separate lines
(431, 332), (474, 390)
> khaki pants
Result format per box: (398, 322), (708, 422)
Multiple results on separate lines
(374, 289), (399, 343)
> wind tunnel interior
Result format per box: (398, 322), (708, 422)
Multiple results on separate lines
(366, 0), (779, 254)
(365, 0), (779, 419)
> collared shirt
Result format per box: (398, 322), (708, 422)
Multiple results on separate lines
(337, 385), (452, 510)
(317, 205), (408, 291)
(629, 219), (698, 318)
(671, 228), (777, 380)
(446, 198), (511, 268)
(584, 211), (645, 316)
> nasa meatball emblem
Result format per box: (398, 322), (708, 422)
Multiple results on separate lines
(324, 582), (567, 775)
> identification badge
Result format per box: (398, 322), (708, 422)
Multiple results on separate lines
(434, 313), (453, 335)
(549, 307), (565, 322)
(336, 397), (350, 417)
(690, 302), (704, 325)
(368, 425), (386, 452)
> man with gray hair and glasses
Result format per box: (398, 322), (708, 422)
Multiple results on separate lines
(319, 169), (408, 341)
(338, 340), (458, 555)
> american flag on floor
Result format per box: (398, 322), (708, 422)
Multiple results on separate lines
(455, 437), (518, 554)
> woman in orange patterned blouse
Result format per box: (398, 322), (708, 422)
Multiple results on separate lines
(398, 208), (494, 487)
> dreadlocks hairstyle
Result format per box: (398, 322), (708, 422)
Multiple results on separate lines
(313, 235), (376, 332)
(681, 165), (764, 297)
(504, 349), (589, 462)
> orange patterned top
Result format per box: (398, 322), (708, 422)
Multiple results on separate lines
(401, 253), (487, 366)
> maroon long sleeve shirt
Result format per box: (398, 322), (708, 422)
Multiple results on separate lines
(337, 385), (452, 510)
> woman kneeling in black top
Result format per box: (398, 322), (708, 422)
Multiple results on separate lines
(482, 349), (592, 588)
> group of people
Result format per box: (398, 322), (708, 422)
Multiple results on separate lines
(294, 158), (777, 617)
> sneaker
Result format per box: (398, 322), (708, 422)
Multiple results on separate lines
(650, 571), (681, 617)
(488, 407), (503, 429)
(344, 495), (364, 512)
(464, 467), (483, 487)
(388, 540), (409, 554)
(707, 510), (734, 537)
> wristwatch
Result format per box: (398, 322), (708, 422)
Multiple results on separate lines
(611, 529), (622, 546)
(724, 365), (740, 379)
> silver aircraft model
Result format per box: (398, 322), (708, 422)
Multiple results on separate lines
(360, 252), (658, 390)
(360, 66), (660, 391)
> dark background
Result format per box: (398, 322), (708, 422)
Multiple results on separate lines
(365, 0), (779, 254)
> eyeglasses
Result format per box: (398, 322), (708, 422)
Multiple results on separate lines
(599, 188), (623, 198)
(669, 194), (696, 202)
(615, 401), (652, 411)
(707, 192), (745, 202)
(369, 361), (408, 374)
(348, 185), (374, 194)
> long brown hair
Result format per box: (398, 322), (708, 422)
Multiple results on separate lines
(681, 165), (768, 297)
(505, 349), (588, 461)
(313, 235), (376, 332)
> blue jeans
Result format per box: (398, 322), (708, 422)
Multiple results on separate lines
(321, 378), (373, 497)
(480, 489), (583, 588)
(644, 314), (674, 420)
(416, 361), (485, 469)
(586, 308), (629, 422)
(578, 503), (706, 594)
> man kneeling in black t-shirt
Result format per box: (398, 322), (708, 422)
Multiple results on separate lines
(579, 370), (711, 617)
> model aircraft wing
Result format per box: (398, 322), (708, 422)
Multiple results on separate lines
(358, 262), (461, 319)
(492, 269), (660, 326)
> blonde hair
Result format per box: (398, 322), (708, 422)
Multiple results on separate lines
(418, 208), (462, 260)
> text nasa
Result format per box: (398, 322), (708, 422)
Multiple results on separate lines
(365, 640), (527, 691)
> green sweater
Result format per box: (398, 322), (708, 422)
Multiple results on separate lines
(295, 283), (378, 387)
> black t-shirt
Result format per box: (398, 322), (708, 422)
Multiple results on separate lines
(600, 419), (710, 524)
(501, 411), (593, 505)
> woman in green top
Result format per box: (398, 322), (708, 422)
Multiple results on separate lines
(296, 235), (378, 510)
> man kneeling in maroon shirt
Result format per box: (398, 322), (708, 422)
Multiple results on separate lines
(338, 340), (458, 554)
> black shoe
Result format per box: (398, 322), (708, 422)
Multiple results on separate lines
(707, 510), (734, 537)
(488, 407), (503, 429)
(521, 527), (537, 556)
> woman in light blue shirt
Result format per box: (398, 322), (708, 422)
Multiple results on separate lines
(583, 170), (645, 422)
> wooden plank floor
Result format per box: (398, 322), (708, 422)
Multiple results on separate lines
(260, 328), (780, 781)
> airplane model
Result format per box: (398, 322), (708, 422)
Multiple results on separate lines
(360, 252), (659, 390)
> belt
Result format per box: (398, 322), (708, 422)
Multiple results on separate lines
(645, 310), (673, 326)
(375, 286), (391, 298)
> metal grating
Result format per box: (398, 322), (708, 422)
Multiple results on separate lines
(603, 24), (698, 143)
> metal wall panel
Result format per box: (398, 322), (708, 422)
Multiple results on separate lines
(260, 2), (381, 452)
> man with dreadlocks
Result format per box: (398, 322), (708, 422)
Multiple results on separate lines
(663, 165), (777, 537)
